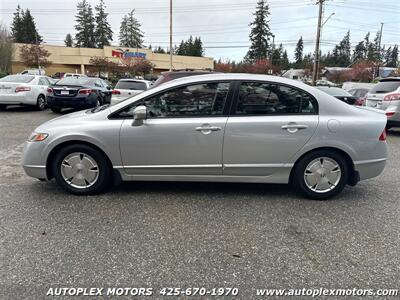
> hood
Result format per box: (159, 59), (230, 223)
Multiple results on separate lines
(35, 108), (110, 132)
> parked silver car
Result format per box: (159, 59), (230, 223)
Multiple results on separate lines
(22, 74), (388, 199)
(0, 74), (53, 110)
(365, 77), (400, 128)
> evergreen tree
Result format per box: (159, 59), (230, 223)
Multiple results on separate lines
(386, 45), (398, 67)
(21, 9), (42, 44)
(338, 30), (351, 66)
(352, 39), (366, 63)
(11, 6), (42, 44)
(153, 46), (166, 54)
(119, 10), (144, 48)
(271, 43), (282, 67)
(294, 36), (304, 68)
(64, 33), (73, 47)
(11, 5), (24, 42)
(281, 49), (290, 70)
(192, 37), (204, 57)
(245, 0), (272, 63)
(176, 36), (204, 57)
(366, 31), (379, 61)
(94, 0), (113, 48)
(74, 0), (96, 48)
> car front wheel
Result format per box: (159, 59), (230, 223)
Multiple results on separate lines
(292, 150), (349, 200)
(52, 144), (112, 195)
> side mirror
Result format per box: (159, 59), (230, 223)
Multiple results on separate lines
(107, 86), (112, 90)
(132, 105), (147, 126)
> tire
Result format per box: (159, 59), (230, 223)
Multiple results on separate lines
(292, 150), (349, 200)
(36, 94), (47, 111)
(0, 104), (7, 111)
(52, 144), (112, 195)
(51, 107), (62, 113)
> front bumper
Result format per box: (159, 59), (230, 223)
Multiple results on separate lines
(21, 141), (48, 180)
(47, 95), (97, 109)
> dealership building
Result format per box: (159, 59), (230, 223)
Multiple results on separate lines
(11, 43), (214, 76)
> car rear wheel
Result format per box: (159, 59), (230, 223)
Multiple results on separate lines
(292, 150), (349, 200)
(36, 95), (47, 111)
(52, 144), (112, 195)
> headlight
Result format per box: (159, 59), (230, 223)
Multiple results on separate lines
(28, 132), (49, 142)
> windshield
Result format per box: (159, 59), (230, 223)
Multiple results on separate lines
(116, 81), (147, 90)
(0, 75), (34, 83)
(318, 86), (352, 96)
(56, 77), (96, 86)
(370, 81), (400, 94)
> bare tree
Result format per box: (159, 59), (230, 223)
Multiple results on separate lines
(19, 44), (51, 68)
(0, 24), (13, 76)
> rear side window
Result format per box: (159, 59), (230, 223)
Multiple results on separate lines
(116, 81), (147, 90)
(0, 75), (34, 83)
(370, 81), (400, 94)
(234, 82), (318, 115)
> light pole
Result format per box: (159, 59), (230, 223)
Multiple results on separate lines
(169, 0), (173, 71)
(312, 0), (325, 86)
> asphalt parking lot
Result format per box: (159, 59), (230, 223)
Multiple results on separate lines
(1, 107), (399, 299)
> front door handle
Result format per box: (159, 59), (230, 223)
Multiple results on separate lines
(281, 123), (308, 133)
(195, 124), (222, 135)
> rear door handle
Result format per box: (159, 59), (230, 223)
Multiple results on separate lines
(282, 124), (308, 133)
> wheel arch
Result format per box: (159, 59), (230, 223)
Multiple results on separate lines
(289, 147), (356, 185)
(46, 140), (114, 180)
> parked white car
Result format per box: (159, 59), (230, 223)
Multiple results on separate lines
(111, 79), (151, 103)
(0, 75), (53, 110)
(20, 69), (46, 75)
(63, 73), (87, 79)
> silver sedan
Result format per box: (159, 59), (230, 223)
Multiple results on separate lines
(22, 74), (388, 200)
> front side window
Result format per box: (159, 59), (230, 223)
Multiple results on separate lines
(115, 82), (230, 119)
(144, 82), (229, 118)
(235, 82), (318, 115)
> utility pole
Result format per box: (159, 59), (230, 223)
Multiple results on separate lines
(376, 22), (384, 78)
(169, 0), (173, 71)
(312, 0), (325, 86)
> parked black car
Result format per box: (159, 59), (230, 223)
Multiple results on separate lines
(47, 77), (112, 113)
(316, 86), (359, 105)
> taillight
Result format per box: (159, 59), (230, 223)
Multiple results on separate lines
(386, 112), (395, 117)
(384, 93), (400, 101)
(379, 129), (387, 141)
(112, 90), (121, 95)
(78, 89), (92, 95)
(15, 86), (31, 93)
(47, 87), (53, 93)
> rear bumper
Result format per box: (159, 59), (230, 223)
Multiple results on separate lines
(354, 158), (387, 181)
(47, 95), (97, 109)
(0, 93), (36, 105)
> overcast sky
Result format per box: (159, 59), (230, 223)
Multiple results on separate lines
(0, 0), (399, 61)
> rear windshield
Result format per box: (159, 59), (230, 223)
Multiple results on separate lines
(370, 81), (400, 94)
(0, 75), (34, 83)
(115, 81), (147, 90)
(56, 77), (95, 86)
